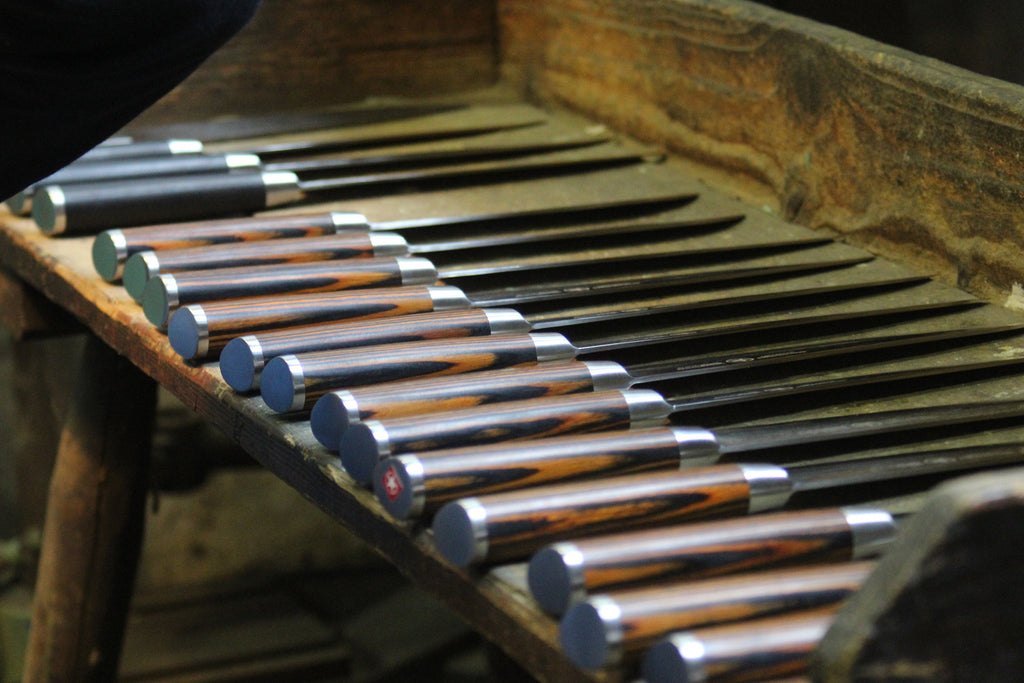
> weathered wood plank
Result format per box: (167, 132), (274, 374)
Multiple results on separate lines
(812, 467), (1024, 682)
(498, 0), (1024, 306)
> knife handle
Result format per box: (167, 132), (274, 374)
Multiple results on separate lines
(261, 332), (576, 414)
(91, 211), (370, 281)
(528, 506), (896, 614)
(341, 389), (672, 485)
(78, 139), (203, 163)
(167, 285), (469, 360)
(643, 608), (838, 683)
(34, 171), (299, 235)
(431, 465), (770, 566)
(373, 424), (706, 520)
(561, 562), (869, 670)
(45, 153), (261, 188)
(313, 359), (631, 446)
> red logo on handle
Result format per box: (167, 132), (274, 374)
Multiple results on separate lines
(382, 465), (403, 501)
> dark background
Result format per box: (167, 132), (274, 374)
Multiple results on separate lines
(759, 1), (1024, 86)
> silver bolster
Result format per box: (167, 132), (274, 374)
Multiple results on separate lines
(583, 361), (632, 391)
(224, 153), (261, 169)
(740, 464), (793, 513)
(191, 306), (210, 359)
(368, 232), (410, 256)
(167, 139), (204, 154)
(842, 507), (899, 560)
(670, 427), (721, 465)
(261, 171), (304, 207)
(427, 286), (472, 310)
(482, 309), (530, 334)
(531, 333), (576, 362)
(330, 211), (372, 231)
(397, 257), (438, 285)
(457, 498), (490, 564)
(623, 389), (674, 424)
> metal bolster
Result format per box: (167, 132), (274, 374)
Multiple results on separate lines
(427, 286), (472, 311)
(225, 153), (261, 170)
(584, 361), (633, 391)
(397, 257), (439, 285)
(623, 389), (674, 424)
(262, 171), (304, 207)
(842, 507), (899, 560)
(167, 139), (204, 154)
(669, 427), (721, 465)
(531, 333), (577, 362)
(367, 231), (409, 256)
(330, 211), (372, 231)
(740, 464), (793, 513)
(482, 309), (531, 334)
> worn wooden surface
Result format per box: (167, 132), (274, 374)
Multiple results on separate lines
(9, 89), (1024, 679)
(23, 336), (157, 682)
(131, 0), (498, 125)
(498, 0), (1024, 307)
(812, 468), (1024, 682)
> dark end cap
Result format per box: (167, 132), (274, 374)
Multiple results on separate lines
(5, 191), (29, 215)
(141, 276), (172, 328)
(123, 252), (159, 302)
(528, 544), (582, 615)
(559, 599), (617, 671)
(431, 499), (486, 568)
(167, 307), (202, 360)
(310, 391), (355, 450)
(260, 355), (303, 413)
(338, 420), (389, 485)
(91, 230), (124, 281)
(220, 336), (261, 392)
(642, 635), (699, 683)
(32, 185), (65, 235)
(373, 455), (422, 520)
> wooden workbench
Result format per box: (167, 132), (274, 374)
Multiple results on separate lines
(8, 1), (1024, 680)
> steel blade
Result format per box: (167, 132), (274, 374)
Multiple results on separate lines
(575, 299), (981, 353)
(714, 399), (1024, 454)
(437, 236), (831, 279)
(666, 356), (1024, 413)
(266, 136), (612, 175)
(295, 147), (661, 194)
(788, 442), (1024, 492)
(470, 256), (880, 307)
(623, 325), (1024, 384)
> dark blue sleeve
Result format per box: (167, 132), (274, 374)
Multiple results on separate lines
(0, 0), (261, 198)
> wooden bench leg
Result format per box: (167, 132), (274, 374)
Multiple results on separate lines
(23, 336), (157, 682)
